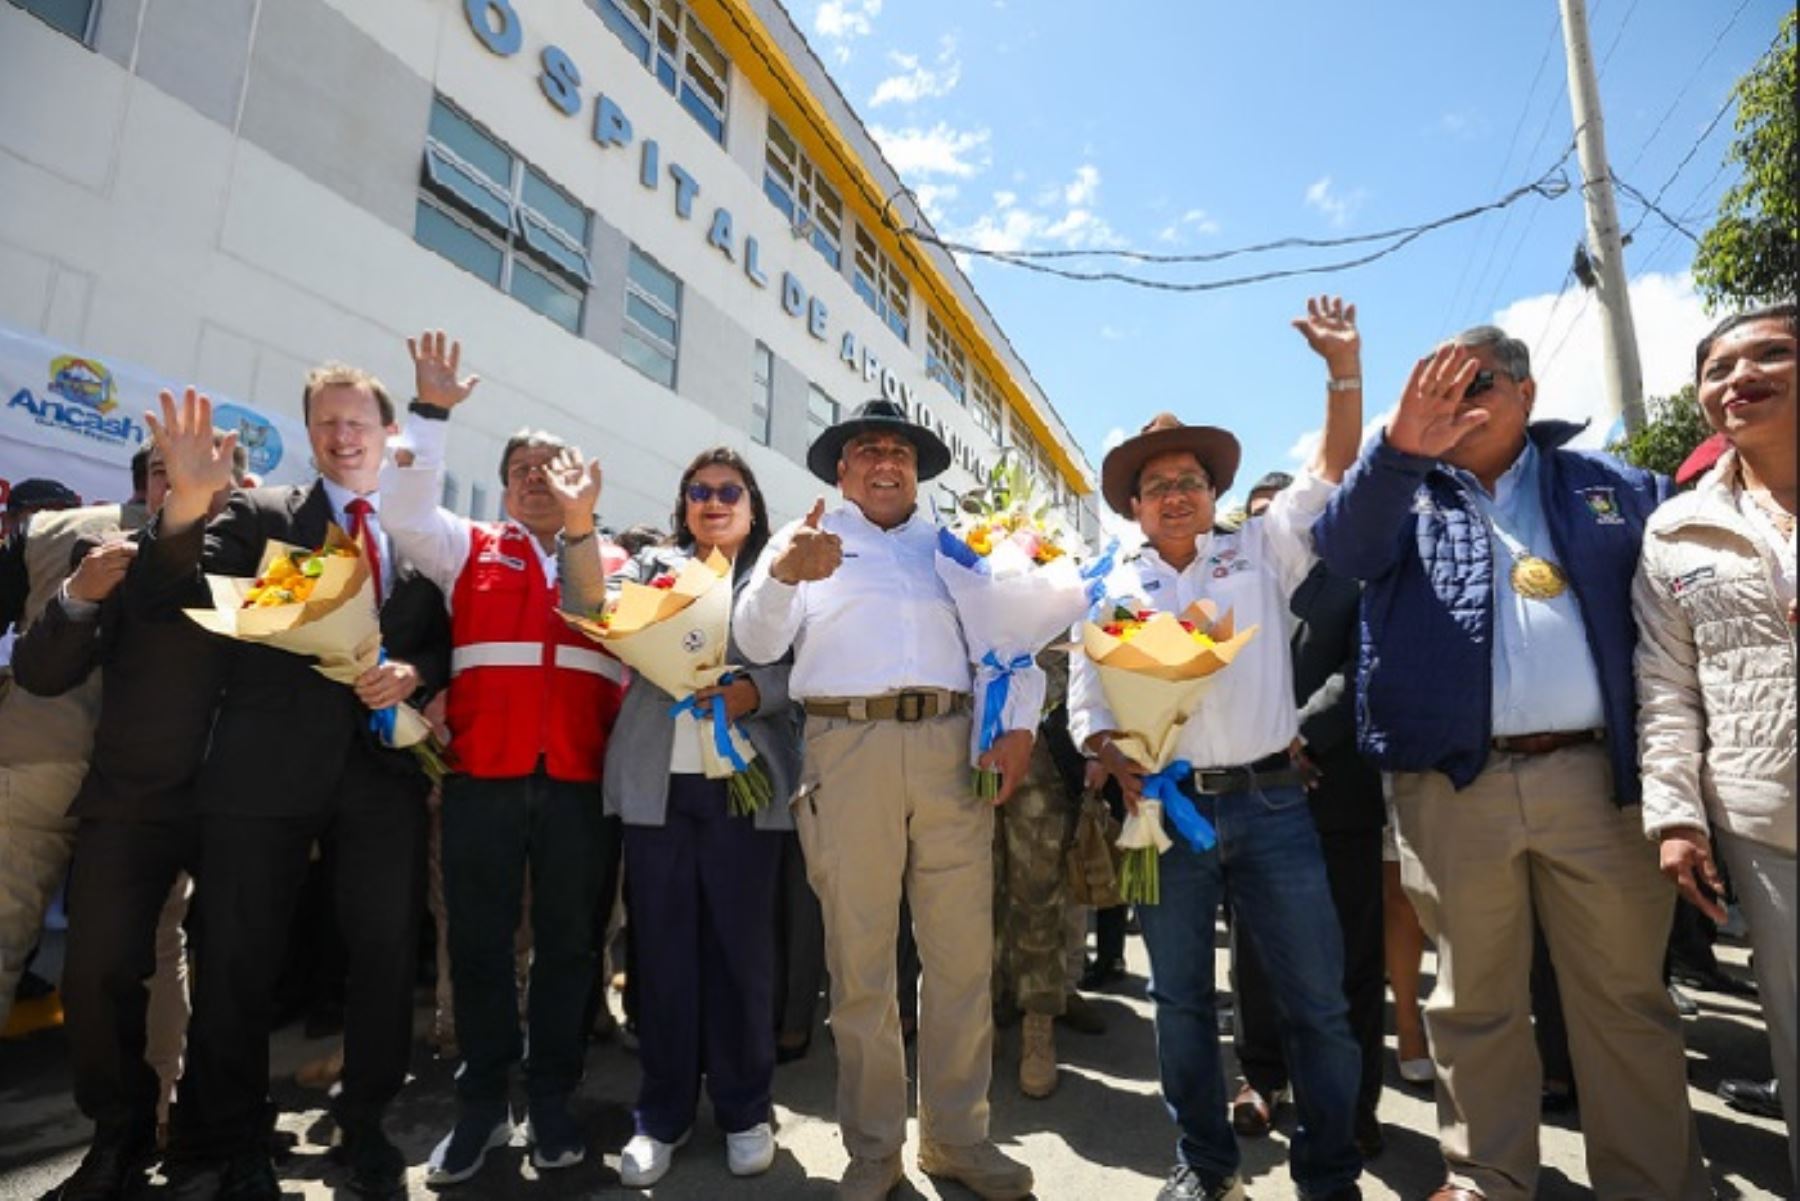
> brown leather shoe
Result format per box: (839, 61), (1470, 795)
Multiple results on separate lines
(1229, 1082), (1273, 1137)
(1426, 1187), (1485, 1201)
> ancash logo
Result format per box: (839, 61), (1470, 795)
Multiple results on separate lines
(8, 355), (145, 447)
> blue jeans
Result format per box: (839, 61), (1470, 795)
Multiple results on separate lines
(1136, 782), (1362, 1196)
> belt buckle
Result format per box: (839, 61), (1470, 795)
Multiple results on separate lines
(895, 691), (926, 723)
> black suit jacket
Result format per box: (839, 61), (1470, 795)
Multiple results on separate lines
(1289, 560), (1384, 835)
(136, 481), (450, 817)
(12, 529), (228, 820)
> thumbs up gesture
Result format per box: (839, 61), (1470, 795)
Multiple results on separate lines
(770, 497), (843, 584)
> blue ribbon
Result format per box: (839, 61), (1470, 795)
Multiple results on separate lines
(367, 647), (399, 746)
(936, 524), (986, 572)
(978, 650), (1034, 754)
(670, 670), (752, 774)
(1141, 758), (1216, 852)
(1081, 537), (1119, 608)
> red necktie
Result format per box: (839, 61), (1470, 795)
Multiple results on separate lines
(345, 497), (384, 604)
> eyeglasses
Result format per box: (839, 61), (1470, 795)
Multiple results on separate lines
(1464, 370), (1500, 400)
(686, 481), (746, 506)
(1139, 474), (1213, 502)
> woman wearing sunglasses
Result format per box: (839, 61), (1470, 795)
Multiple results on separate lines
(555, 446), (802, 1187)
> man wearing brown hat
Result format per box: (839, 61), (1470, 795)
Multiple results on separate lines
(1074, 297), (1368, 1201)
(736, 398), (1037, 1201)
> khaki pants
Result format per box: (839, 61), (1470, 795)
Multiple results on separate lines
(1392, 744), (1708, 1200)
(0, 759), (84, 1026)
(794, 710), (993, 1160)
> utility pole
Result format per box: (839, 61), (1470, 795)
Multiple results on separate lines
(1559, 0), (1646, 435)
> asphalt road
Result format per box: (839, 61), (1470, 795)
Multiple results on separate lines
(1, 930), (1790, 1200)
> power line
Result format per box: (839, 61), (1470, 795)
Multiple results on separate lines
(895, 147), (1575, 294)
(1538, 288), (1596, 377)
(1442, 11), (1564, 326)
(1619, 0), (1756, 178)
(1597, 0), (1642, 77)
(1611, 173), (1700, 242)
(1621, 82), (1740, 244)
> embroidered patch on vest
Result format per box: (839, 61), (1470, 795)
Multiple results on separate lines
(1578, 486), (1625, 525)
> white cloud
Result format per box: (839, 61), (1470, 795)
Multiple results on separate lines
(813, 0), (882, 62)
(1282, 271), (1711, 462)
(1305, 175), (1367, 228)
(1157, 208), (1222, 244)
(870, 37), (961, 107)
(1101, 427), (1129, 451)
(909, 182), (958, 222)
(868, 122), (991, 178)
(1496, 270), (1710, 446)
(945, 164), (1124, 254)
(1099, 325), (1129, 342)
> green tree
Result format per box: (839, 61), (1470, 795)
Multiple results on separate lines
(1693, 13), (1798, 310)
(1610, 384), (1712, 477)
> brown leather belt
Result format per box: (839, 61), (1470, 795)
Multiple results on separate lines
(1491, 729), (1605, 756)
(803, 690), (971, 723)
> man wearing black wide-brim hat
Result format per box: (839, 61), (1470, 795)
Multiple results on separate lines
(1071, 297), (1368, 1201)
(736, 399), (1037, 1201)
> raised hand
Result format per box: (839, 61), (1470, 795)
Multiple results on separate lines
(408, 329), (480, 411)
(770, 497), (842, 584)
(144, 388), (239, 532)
(1292, 295), (1361, 375)
(1384, 345), (1486, 459)
(545, 447), (602, 536)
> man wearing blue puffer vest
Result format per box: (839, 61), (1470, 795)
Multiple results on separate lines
(1310, 326), (1708, 1201)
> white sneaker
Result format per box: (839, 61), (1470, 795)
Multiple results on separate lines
(1398, 1055), (1436, 1084)
(726, 1123), (776, 1177)
(619, 1129), (689, 1188)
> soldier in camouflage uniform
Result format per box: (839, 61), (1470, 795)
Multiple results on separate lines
(992, 652), (1104, 1097)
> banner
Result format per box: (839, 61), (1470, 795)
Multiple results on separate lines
(0, 323), (309, 507)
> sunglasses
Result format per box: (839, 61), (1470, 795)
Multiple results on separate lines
(685, 481), (746, 505)
(1464, 370), (1499, 401)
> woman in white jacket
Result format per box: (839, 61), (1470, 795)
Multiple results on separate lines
(1633, 301), (1797, 1180)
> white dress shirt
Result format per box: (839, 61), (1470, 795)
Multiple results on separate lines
(377, 416), (557, 614)
(319, 474), (398, 604)
(1068, 470), (1335, 770)
(737, 502), (1035, 725)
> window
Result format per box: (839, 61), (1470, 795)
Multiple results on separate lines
(11, 0), (95, 42)
(807, 385), (839, 446)
(623, 247), (682, 388)
(416, 99), (593, 333)
(470, 483), (490, 522)
(440, 473), (461, 513)
(593, 0), (729, 143)
(751, 342), (774, 446)
(926, 312), (968, 405)
(970, 371), (1002, 442)
(763, 117), (845, 269)
(852, 227), (910, 344)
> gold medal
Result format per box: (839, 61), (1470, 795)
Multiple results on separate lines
(1510, 555), (1568, 600)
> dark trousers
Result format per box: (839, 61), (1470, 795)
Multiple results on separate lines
(63, 815), (198, 1141)
(442, 771), (612, 1105)
(624, 775), (781, 1142)
(1233, 826), (1386, 1125)
(773, 831), (825, 1041)
(176, 752), (427, 1157)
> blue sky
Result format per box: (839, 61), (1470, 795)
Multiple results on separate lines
(801, 0), (1789, 512)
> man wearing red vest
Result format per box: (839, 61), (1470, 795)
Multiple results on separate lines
(379, 331), (626, 1186)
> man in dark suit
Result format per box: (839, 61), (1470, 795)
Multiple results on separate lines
(11, 434), (247, 1201)
(139, 378), (449, 1201)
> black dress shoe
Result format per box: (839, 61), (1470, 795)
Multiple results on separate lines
(1719, 1077), (1782, 1119)
(338, 1123), (405, 1198)
(169, 1153), (279, 1201)
(53, 1129), (155, 1200)
(775, 1033), (812, 1064)
(1671, 965), (1758, 998)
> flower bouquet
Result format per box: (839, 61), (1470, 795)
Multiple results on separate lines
(562, 550), (772, 815)
(937, 455), (1114, 798)
(1081, 600), (1258, 903)
(183, 524), (449, 779)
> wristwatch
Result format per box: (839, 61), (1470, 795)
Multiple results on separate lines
(408, 398), (451, 420)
